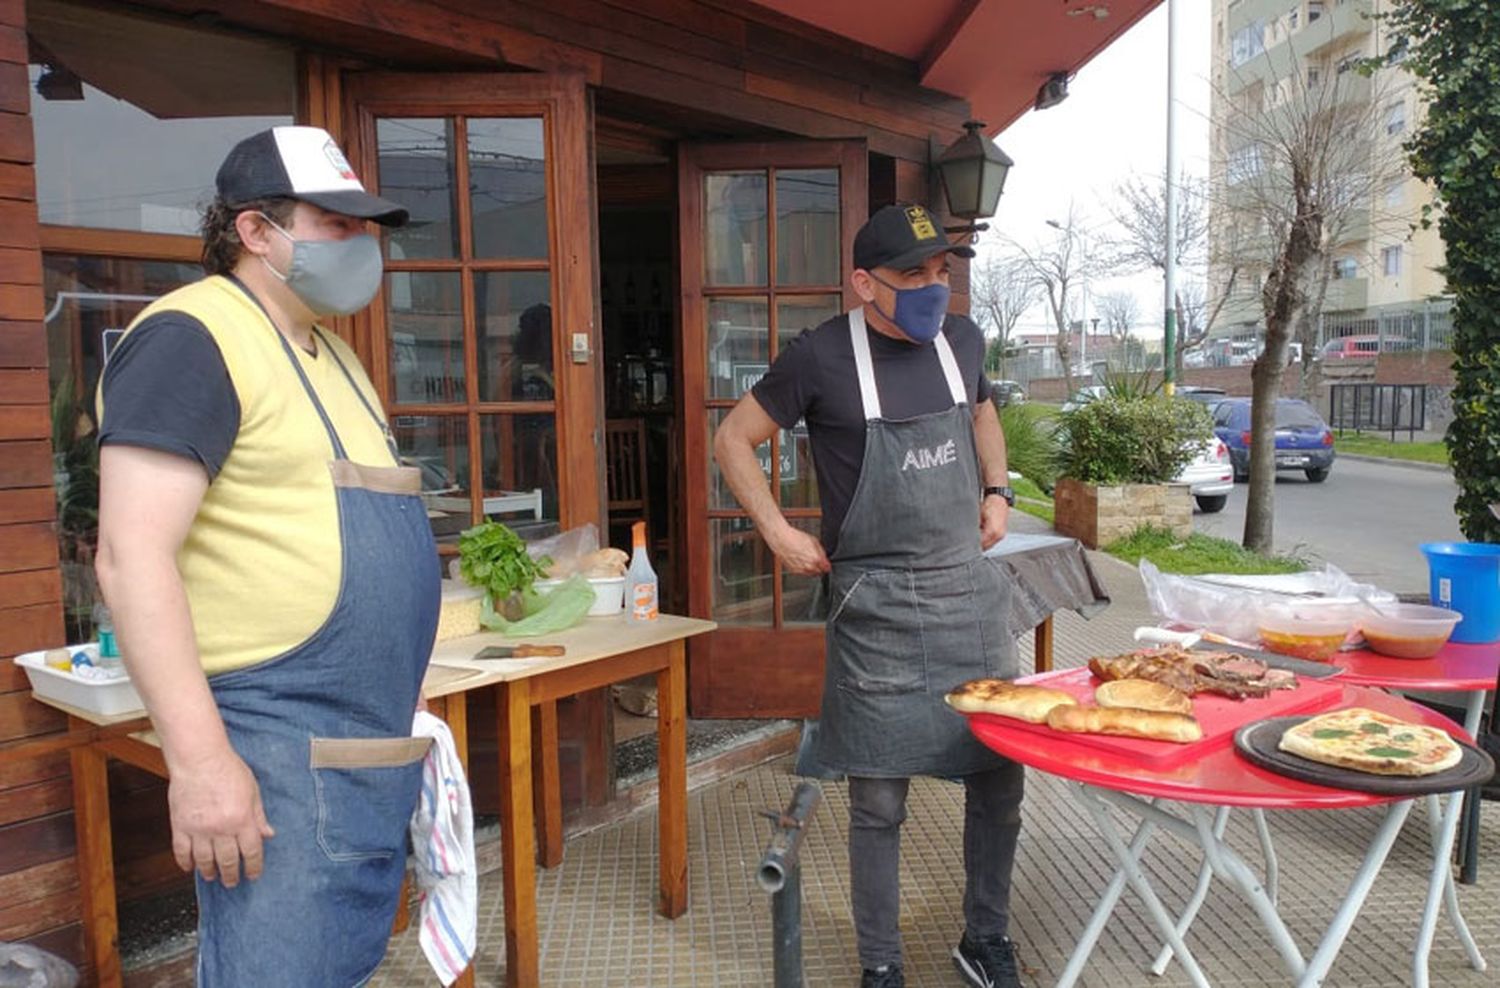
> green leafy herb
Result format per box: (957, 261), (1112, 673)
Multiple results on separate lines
(1312, 729), (1355, 739)
(457, 522), (551, 601)
(1365, 747), (1417, 759)
(1360, 722), (1390, 735)
(1394, 733), (1416, 742)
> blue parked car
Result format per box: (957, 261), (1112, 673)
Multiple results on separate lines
(1211, 398), (1336, 483)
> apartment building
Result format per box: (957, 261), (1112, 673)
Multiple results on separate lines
(1207, 0), (1447, 351)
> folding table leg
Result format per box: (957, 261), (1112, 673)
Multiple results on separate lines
(1151, 806), (1230, 976)
(1252, 808), (1279, 907)
(1055, 800), (1158, 988)
(1414, 793), (1485, 988)
(1069, 782), (1213, 988)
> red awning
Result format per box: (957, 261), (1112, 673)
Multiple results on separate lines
(751, 0), (1162, 135)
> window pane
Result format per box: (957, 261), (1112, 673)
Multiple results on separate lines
(712, 517), (773, 625)
(27, 1), (293, 234)
(780, 425), (818, 510)
(378, 118), (460, 260)
(776, 169), (840, 286)
(781, 518), (825, 627)
(480, 413), (559, 534)
(396, 415), (471, 543)
(777, 295), (842, 355)
(387, 271), (465, 404)
(707, 297), (769, 399)
(476, 272), (553, 402)
(468, 118), (548, 259)
(705, 172), (767, 286)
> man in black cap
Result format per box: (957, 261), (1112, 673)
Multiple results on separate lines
(715, 203), (1024, 988)
(95, 126), (441, 984)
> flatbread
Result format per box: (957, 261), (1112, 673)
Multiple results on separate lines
(1046, 704), (1203, 744)
(1094, 678), (1194, 716)
(944, 679), (1077, 723)
(1278, 707), (1462, 776)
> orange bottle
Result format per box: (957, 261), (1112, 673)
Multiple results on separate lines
(625, 521), (659, 622)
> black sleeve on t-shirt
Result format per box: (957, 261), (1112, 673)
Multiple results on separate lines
(98, 312), (241, 479)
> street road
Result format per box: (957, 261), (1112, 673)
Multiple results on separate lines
(1193, 455), (1463, 594)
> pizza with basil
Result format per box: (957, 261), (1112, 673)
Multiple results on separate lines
(1278, 707), (1462, 776)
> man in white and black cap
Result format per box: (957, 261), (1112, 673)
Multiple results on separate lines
(95, 126), (442, 985)
(715, 203), (1024, 988)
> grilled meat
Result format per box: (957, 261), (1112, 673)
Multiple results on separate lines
(1089, 645), (1297, 700)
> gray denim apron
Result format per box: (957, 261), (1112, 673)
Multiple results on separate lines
(194, 323), (440, 987)
(796, 308), (1015, 779)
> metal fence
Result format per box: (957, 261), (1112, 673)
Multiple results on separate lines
(1327, 383), (1429, 439)
(1319, 298), (1454, 354)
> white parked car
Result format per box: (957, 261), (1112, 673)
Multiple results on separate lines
(1178, 435), (1234, 513)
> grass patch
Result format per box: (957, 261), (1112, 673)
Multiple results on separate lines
(1105, 525), (1307, 576)
(1011, 475), (1054, 525)
(1335, 433), (1449, 465)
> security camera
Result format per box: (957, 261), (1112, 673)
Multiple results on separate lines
(1035, 72), (1070, 111)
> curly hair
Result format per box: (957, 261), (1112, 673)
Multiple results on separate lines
(200, 196), (297, 276)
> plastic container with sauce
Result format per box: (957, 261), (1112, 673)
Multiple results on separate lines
(1257, 607), (1355, 662)
(1358, 603), (1463, 659)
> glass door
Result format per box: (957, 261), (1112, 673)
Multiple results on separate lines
(345, 74), (601, 545)
(679, 140), (865, 717)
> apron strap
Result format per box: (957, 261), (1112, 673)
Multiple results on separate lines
(849, 307), (969, 421)
(315, 328), (402, 461)
(933, 332), (968, 407)
(848, 307), (883, 421)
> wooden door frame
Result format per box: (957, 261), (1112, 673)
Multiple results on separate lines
(678, 139), (866, 717)
(341, 71), (604, 532)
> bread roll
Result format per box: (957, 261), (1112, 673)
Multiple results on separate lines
(1045, 704), (1203, 744)
(944, 679), (1078, 723)
(1094, 678), (1193, 716)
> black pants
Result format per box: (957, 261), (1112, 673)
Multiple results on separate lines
(848, 762), (1025, 969)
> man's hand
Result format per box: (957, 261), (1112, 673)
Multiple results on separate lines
(980, 496), (1009, 550)
(769, 525), (832, 576)
(167, 745), (275, 887)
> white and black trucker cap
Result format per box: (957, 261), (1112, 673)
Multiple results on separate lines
(216, 125), (408, 227)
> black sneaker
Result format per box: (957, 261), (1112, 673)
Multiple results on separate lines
(861, 963), (905, 988)
(952, 932), (1020, 988)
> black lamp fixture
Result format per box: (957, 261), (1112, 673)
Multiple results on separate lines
(35, 63), (83, 101)
(936, 120), (1014, 235)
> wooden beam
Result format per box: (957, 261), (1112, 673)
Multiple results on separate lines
(0, 283), (44, 321)
(0, 441), (52, 488)
(0, 522), (58, 573)
(0, 600), (64, 657)
(37, 226), (199, 262)
(0, 567), (63, 609)
(69, 738), (121, 988)
(0, 405), (48, 440)
(0, 111), (33, 166)
(0, 324), (45, 367)
(496, 678), (538, 986)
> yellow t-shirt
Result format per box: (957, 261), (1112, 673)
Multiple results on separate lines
(99, 276), (399, 675)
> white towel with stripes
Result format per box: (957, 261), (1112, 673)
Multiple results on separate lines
(409, 710), (478, 985)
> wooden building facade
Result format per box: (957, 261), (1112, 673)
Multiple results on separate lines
(0, 0), (1157, 975)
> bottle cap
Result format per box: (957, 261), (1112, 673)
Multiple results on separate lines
(632, 520), (646, 548)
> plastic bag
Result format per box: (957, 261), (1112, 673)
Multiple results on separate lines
(1139, 559), (1397, 644)
(0, 942), (78, 988)
(526, 524), (601, 577)
(479, 575), (594, 636)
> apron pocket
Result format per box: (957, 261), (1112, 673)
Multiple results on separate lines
(310, 737), (430, 862)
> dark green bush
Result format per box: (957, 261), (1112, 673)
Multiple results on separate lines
(999, 404), (1062, 492)
(1059, 395), (1212, 486)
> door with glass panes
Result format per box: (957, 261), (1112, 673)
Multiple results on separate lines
(342, 74), (601, 546)
(680, 141), (866, 717)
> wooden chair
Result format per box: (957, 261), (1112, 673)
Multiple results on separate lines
(605, 418), (649, 529)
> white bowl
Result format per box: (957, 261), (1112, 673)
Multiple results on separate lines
(535, 576), (625, 616)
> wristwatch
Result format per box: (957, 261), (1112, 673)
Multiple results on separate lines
(983, 485), (1016, 507)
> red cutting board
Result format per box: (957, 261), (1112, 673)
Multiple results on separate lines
(981, 667), (1346, 769)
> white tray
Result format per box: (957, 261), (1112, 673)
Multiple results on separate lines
(14, 646), (145, 717)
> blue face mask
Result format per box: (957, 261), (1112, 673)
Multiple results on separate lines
(869, 274), (950, 343)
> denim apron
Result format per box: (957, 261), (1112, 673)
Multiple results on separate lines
(194, 327), (440, 987)
(796, 308), (1015, 779)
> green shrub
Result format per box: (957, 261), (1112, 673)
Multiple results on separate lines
(999, 403), (1062, 492)
(1059, 394), (1212, 485)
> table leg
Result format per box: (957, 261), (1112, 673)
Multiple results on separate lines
(1070, 783), (1212, 988)
(1414, 793), (1486, 988)
(1253, 808), (1279, 907)
(1033, 616), (1054, 674)
(1151, 806), (1230, 976)
(70, 736), (121, 988)
(1056, 800), (1158, 988)
(535, 701), (564, 868)
(498, 679), (539, 988)
(1456, 690), (1485, 884)
(428, 695), (478, 988)
(656, 640), (688, 919)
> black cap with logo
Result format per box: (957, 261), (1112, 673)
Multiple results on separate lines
(853, 204), (975, 272)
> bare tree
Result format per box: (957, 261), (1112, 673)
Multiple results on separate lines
(970, 252), (1040, 379)
(1097, 291), (1139, 346)
(1008, 207), (1096, 395)
(1104, 171), (1211, 376)
(1211, 26), (1408, 552)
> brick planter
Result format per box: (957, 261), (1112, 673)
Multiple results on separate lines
(1053, 477), (1193, 549)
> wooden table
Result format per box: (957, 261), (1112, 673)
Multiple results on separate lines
(34, 612), (714, 988)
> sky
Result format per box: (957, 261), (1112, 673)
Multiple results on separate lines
(980, 0), (1214, 340)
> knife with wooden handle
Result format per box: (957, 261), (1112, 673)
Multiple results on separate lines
(473, 644), (566, 660)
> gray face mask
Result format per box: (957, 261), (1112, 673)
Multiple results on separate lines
(259, 214), (384, 316)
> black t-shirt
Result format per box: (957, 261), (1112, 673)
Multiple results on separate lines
(97, 312), (240, 479)
(751, 312), (990, 551)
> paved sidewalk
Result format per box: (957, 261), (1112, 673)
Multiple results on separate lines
(373, 519), (1498, 987)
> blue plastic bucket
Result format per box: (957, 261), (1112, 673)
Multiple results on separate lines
(1421, 542), (1500, 643)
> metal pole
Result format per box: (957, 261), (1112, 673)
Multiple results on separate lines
(1163, 0), (1180, 391)
(757, 782), (823, 988)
